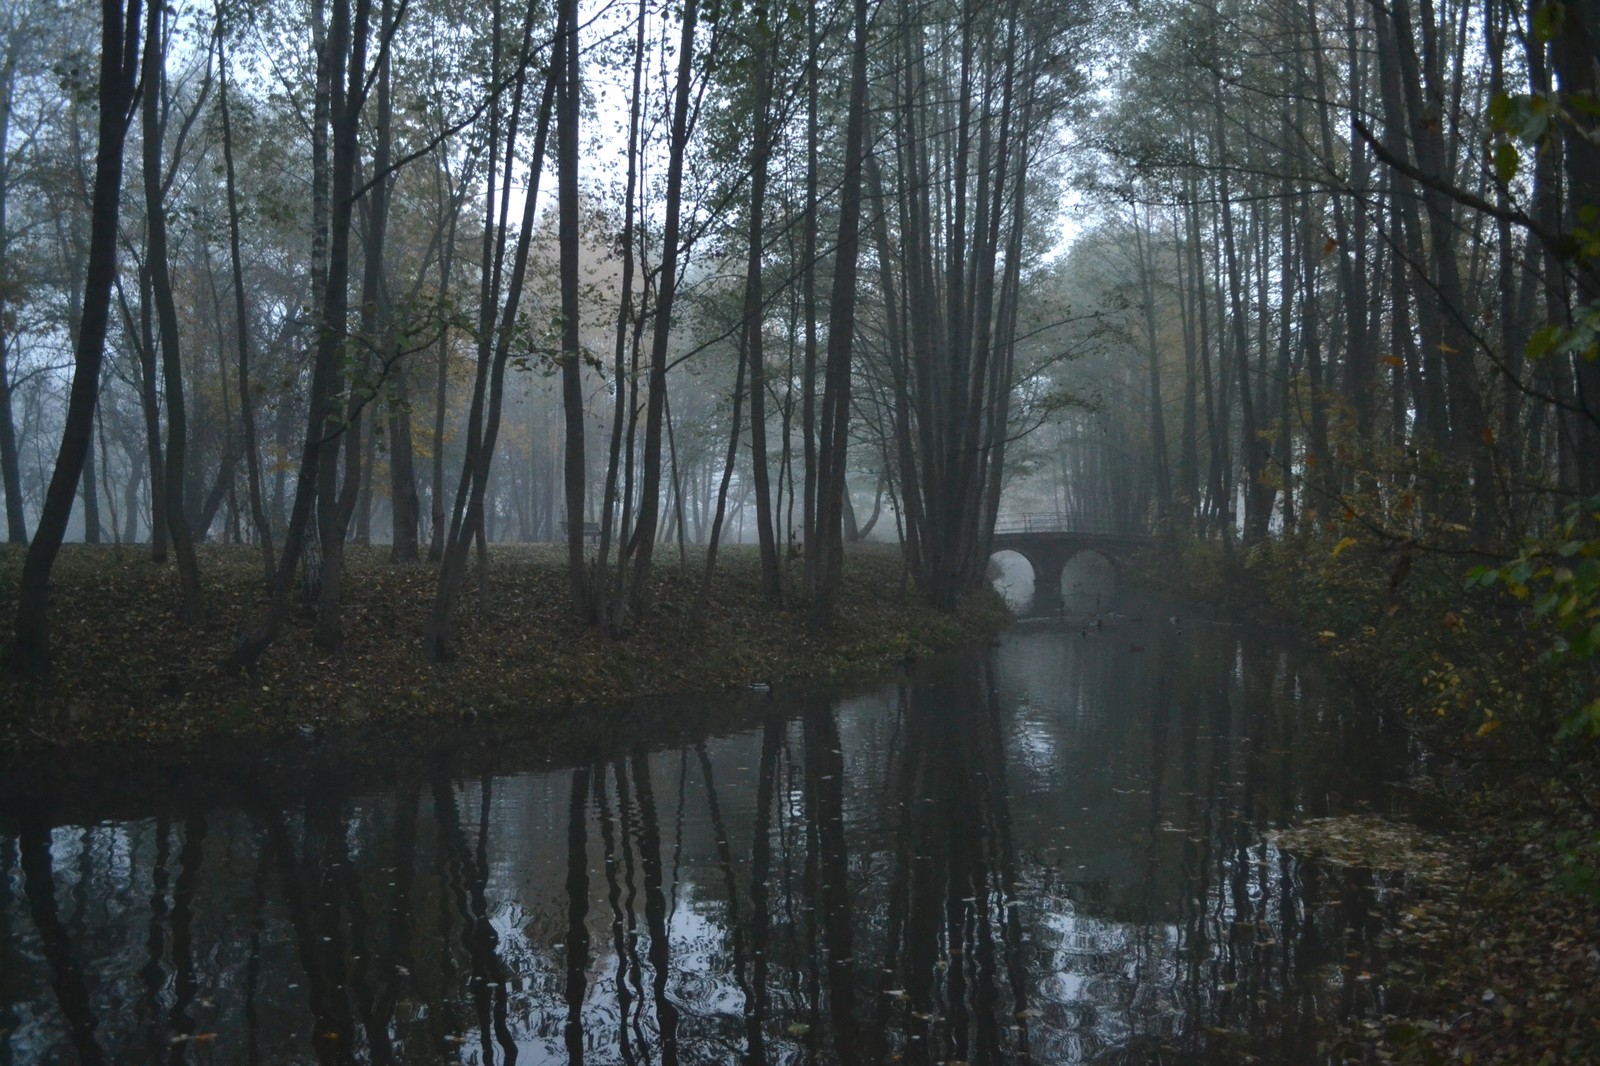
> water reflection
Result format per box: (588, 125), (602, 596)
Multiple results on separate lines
(1, 619), (1409, 1063)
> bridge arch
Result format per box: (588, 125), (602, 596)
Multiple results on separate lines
(987, 549), (1037, 611)
(1058, 549), (1117, 612)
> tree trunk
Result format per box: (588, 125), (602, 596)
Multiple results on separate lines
(217, 18), (274, 582)
(807, 0), (868, 628)
(1173, 211), (1199, 530)
(427, 161), (461, 563)
(0, 349), (23, 541)
(696, 322), (749, 620)
(557, 0), (586, 614)
(1211, 89), (1268, 544)
(0, 41), (25, 544)
(1132, 203), (1171, 527)
(800, 0), (820, 585)
(626, 0), (700, 613)
(130, 268), (167, 560)
(595, 0), (647, 632)
(11, 0), (140, 676)
(80, 415), (100, 544)
(143, 0), (205, 624)
(311, 0), (377, 651)
(743, 22), (781, 603)
(1548, 0), (1600, 495)
(228, 0), (372, 669)
(424, 6), (555, 659)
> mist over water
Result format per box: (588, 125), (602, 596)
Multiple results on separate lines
(1, 617), (1412, 1063)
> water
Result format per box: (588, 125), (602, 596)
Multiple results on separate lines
(0, 613), (1415, 1064)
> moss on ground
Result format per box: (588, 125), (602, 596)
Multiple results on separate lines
(0, 542), (1010, 754)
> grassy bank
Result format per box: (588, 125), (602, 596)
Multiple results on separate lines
(0, 543), (1010, 754)
(1130, 534), (1600, 1064)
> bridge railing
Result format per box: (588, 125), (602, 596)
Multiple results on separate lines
(991, 511), (1143, 536)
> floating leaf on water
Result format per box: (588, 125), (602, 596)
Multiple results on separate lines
(1267, 815), (1463, 883)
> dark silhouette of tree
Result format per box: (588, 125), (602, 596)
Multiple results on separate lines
(10, 0), (141, 676)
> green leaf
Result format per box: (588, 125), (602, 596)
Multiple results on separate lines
(1487, 91), (1512, 131)
(1527, 323), (1565, 360)
(1493, 141), (1520, 184)
(1557, 697), (1600, 741)
(1533, 0), (1563, 41)
(1569, 92), (1600, 118)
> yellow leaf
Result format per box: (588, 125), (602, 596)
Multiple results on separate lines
(1331, 537), (1357, 559)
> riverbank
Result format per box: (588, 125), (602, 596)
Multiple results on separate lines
(0, 543), (1010, 756)
(1128, 535), (1600, 1064)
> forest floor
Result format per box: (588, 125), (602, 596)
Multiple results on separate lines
(1133, 538), (1600, 1065)
(0, 542), (1010, 757)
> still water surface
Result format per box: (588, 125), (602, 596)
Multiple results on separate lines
(1, 611), (1413, 1064)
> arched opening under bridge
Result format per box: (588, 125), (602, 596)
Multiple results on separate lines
(1059, 550), (1116, 614)
(987, 549), (1036, 612)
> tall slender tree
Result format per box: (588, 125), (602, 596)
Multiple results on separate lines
(142, 0), (205, 622)
(11, 0), (142, 676)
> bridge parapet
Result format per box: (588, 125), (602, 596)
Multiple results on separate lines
(991, 512), (1145, 537)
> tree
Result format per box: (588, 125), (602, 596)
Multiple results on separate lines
(625, 0), (705, 616)
(423, 0), (557, 659)
(864, 0), (1082, 607)
(230, 0), (378, 667)
(0, 0), (48, 545)
(216, 3), (274, 582)
(556, 0), (585, 613)
(806, 0), (867, 626)
(141, 0), (206, 623)
(11, 0), (141, 676)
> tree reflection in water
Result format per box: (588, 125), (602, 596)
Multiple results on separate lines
(2, 622), (1415, 1062)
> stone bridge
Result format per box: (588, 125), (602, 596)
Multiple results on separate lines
(989, 513), (1152, 613)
